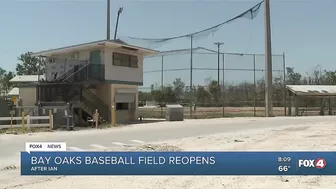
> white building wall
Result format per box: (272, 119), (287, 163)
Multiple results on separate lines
(110, 84), (138, 123)
(78, 50), (91, 60)
(19, 87), (36, 106)
(104, 47), (143, 84)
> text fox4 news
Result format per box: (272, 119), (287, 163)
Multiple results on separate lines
(298, 158), (327, 169)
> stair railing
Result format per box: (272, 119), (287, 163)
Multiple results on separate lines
(81, 87), (110, 122)
(52, 66), (76, 82)
(82, 87), (109, 110)
(62, 63), (89, 83)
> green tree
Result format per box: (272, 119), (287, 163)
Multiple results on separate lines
(0, 67), (7, 94)
(16, 52), (44, 75)
(172, 78), (185, 101)
(196, 85), (211, 106)
(324, 71), (336, 84)
(184, 85), (196, 105)
(162, 85), (177, 103)
(286, 67), (302, 85)
(0, 67), (15, 93)
(0, 67), (6, 76)
(208, 80), (220, 103)
(138, 91), (152, 102)
(1, 71), (15, 93)
(151, 84), (164, 104)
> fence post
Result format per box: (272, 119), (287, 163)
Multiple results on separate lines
(10, 114), (13, 134)
(26, 115), (30, 129)
(49, 110), (52, 130)
(65, 105), (70, 130)
(21, 111), (25, 133)
(95, 109), (99, 129)
(111, 106), (116, 126)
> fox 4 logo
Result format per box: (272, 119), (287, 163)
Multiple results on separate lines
(298, 158), (326, 169)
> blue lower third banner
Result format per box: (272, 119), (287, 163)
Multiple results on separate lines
(21, 152), (336, 175)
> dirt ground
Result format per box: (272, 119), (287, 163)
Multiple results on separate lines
(0, 119), (335, 189)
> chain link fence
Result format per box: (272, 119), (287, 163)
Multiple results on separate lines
(139, 47), (286, 119)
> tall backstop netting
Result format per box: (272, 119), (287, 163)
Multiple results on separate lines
(139, 47), (286, 118)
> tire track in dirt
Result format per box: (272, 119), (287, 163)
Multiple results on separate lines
(226, 125), (311, 151)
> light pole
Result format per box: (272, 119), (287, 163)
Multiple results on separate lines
(106, 0), (111, 40)
(114, 7), (123, 40)
(265, 0), (273, 117)
(214, 42), (224, 103)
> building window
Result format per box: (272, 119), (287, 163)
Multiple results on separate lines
(113, 52), (138, 68)
(116, 103), (128, 110)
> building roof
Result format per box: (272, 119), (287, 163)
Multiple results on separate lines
(31, 39), (159, 57)
(10, 75), (45, 83)
(7, 87), (19, 96)
(286, 85), (336, 96)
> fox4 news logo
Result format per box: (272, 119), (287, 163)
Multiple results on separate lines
(298, 158), (326, 169)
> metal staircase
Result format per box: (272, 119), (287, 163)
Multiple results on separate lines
(81, 87), (110, 122)
(39, 63), (110, 125)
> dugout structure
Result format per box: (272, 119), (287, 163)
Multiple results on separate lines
(286, 85), (336, 116)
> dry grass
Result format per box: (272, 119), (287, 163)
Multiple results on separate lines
(138, 106), (286, 119)
(0, 127), (53, 135)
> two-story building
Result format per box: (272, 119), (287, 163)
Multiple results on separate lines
(25, 39), (158, 125)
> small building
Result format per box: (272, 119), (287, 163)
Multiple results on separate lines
(286, 85), (336, 116)
(9, 75), (45, 106)
(20, 39), (158, 125)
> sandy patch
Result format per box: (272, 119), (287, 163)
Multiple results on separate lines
(0, 122), (335, 189)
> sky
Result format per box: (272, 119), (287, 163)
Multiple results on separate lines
(1, 0), (335, 90)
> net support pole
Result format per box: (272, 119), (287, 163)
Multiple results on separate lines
(283, 52), (286, 116)
(217, 44), (220, 103)
(190, 35), (193, 119)
(253, 54), (256, 117)
(161, 56), (164, 88)
(106, 0), (111, 40)
(161, 55), (164, 118)
(222, 53), (225, 117)
(214, 42), (224, 108)
(264, 0), (273, 117)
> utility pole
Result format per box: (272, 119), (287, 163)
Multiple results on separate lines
(189, 35), (193, 118)
(114, 7), (123, 40)
(214, 42), (224, 103)
(265, 0), (273, 117)
(106, 0), (111, 40)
